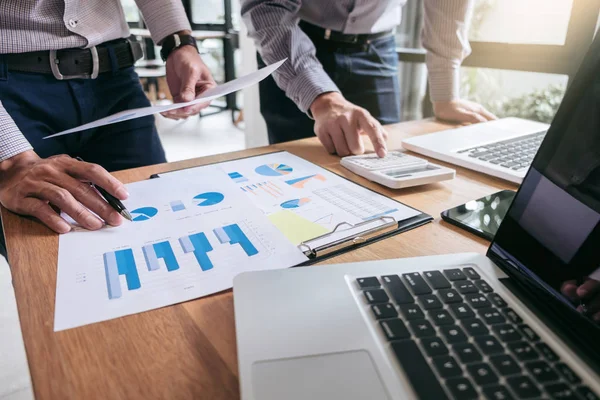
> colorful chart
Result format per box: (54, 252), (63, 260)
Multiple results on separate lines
(193, 192), (224, 207)
(255, 163), (293, 177)
(285, 174), (327, 188)
(228, 172), (249, 183)
(131, 207), (158, 222)
(241, 182), (284, 198)
(281, 198), (311, 209)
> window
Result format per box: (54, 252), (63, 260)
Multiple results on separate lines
(121, 0), (140, 23)
(192, 0), (225, 24)
(469, 0), (573, 45)
(461, 68), (567, 123)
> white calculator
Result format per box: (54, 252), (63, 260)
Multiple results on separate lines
(341, 151), (455, 189)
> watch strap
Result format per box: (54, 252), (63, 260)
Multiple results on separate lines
(160, 34), (198, 61)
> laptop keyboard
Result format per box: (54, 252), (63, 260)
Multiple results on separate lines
(457, 131), (546, 171)
(357, 267), (599, 400)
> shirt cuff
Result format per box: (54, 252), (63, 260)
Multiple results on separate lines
(137, 0), (192, 45)
(427, 67), (461, 103)
(285, 67), (340, 115)
(0, 102), (33, 162)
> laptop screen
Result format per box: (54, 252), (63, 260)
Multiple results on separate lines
(488, 33), (600, 338)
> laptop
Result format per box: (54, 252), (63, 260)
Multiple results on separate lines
(402, 117), (549, 185)
(233, 33), (600, 400)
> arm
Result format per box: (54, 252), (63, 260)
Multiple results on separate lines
(422, 0), (496, 123)
(242, 0), (387, 157)
(0, 101), (128, 233)
(241, 0), (339, 114)
(134, 0), (217, 119)
(0, 102), (33, 162)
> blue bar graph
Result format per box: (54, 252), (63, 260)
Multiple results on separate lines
(170, 200), (186, 212)
(103, 249), (141, 300)
(142, 241), (180, 272)
(179, 233), (214, 271)
(213, 224), (259, 257)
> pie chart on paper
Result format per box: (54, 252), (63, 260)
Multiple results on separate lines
(130, 207), (158, 222)
(193, 192), (225, 207)
(280, 198), (311, 209)
(255, 163), (293, 177)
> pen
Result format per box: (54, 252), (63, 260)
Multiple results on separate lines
(75, 157), (133, 222)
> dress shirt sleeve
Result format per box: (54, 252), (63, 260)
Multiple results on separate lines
(422, 0), (474, 102)
(0, 101), (32, 162)
(241, 0), (340, 114)
(134, 0), (192, 44)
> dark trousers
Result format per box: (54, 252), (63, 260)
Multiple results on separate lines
(0, 61), (166, 257)
(258, 32), (401, 144)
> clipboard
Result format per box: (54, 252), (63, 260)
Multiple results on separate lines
(151, 151), (433, 265)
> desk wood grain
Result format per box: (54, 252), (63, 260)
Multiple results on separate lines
(2, 119), (516, 400)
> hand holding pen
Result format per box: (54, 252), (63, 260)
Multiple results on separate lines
(0, 150), (129, 234)
(75, 157), (133, 222)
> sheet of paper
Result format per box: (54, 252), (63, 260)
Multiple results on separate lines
(54, 169), (307, 331)
(162, 152), (422, 250)
(45, 59), (286, 139)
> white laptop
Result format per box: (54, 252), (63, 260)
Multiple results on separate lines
(402, 117), (549, 184)
(233, 33), (600, 400)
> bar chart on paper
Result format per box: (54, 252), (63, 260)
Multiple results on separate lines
(228, 172), (249, 183)
(170, 200), (186, 212)
(103, 249), (141, 300)
(179, 232), (214, 271)
(142, 241), (180, 272)
(213, 224), (259, 256)
(241, 182), (284, 198)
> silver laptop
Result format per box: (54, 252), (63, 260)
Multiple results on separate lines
(233, 33), (600, 400)
(402, 117), (549, 184)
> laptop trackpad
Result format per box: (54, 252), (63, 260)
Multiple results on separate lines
(252, 350), (390, 400)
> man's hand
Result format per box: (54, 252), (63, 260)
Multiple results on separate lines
(163, 43), (217, 120)
(561, 278), (600, 322)
(433, 99), (497, 125)
(310, 92), (388, 158)
(0, 151), (128, 234)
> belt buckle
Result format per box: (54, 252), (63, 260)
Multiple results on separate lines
(49, 46), (99, 80)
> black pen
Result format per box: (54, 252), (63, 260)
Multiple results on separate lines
(75, 157), (133, 221)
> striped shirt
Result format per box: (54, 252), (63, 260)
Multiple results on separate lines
(242, 0), (474, 114)
(0, 0), (190, 161)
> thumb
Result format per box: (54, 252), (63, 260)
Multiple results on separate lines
(178, 67), (200, 103)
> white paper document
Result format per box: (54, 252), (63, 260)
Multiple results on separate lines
(54, 168), (308, 331)
(162, 152), (422, 248)
(54, 151), (422, 331)
(45, 59), (286, 138)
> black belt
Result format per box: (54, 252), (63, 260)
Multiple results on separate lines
(299, 20), (393, 48)
(2, 39), (144, 80)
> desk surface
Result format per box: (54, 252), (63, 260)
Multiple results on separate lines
(3, 119), (515, 400)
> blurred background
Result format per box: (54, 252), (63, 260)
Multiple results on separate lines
(121, 0), (600, 162)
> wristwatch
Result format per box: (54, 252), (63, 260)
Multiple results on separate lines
(160, 33), (199, 61)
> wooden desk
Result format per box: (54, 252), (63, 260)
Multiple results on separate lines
(3, 119), (515, 400)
